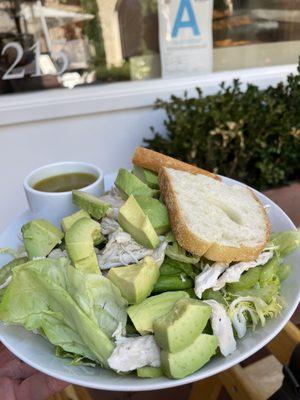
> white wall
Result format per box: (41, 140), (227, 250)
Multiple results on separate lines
(0, 64), (297, 232)
(0, 107), (165, 231)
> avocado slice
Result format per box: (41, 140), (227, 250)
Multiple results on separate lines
(107, 256), (159, 304)
(132, 166), (159, 189)
(61, 210), (90, 232)
(137, 366), (163, 378)
(153, 298), (211, 353)
(127, 291), (189, 335)
(115, 169), (159, 199)
(21, 219), (64, 259)
(134, 196), (170, 235)
(161, 333), (218, 379)
(118, 195), (160, 249)
(65, 217), (101, 274)
(61, 210), (103, 245)
(72, 190), (110, 220)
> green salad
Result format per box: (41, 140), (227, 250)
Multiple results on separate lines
(0, 164), (299, 380)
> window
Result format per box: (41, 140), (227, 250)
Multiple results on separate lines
(0, 0), (299, 94)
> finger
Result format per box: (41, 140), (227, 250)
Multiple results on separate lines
(0, 358), (36, 380)
(16, 372), (68, 400)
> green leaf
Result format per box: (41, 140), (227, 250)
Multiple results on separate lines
(276, 263), (291, 282)
(270, 230), (300, 259)
(231, 285), (279, 303)
(0, 258), (115, 367)
(55, 346), (96, 367)
(227, 267), (261, 292)
(66, 266), (128, 337)
(160, 256), (195, 278)
(165, 242), (199, 265)
(202, 288), (227, 306)
(0, 257), (28, 300)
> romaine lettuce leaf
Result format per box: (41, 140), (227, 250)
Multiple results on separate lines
(0, 258), (115, 367)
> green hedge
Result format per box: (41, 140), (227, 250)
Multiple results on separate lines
(145, 65), (300, 190)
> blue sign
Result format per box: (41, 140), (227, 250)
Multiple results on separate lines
(171, 0), (200, 38)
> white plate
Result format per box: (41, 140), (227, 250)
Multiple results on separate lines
(0, 174), (299, 392)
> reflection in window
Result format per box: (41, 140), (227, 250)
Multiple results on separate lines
(0, 0), (300, 94)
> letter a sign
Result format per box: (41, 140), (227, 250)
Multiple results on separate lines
(158, 0), (213, 78)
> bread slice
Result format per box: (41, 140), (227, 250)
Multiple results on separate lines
(159, 167), (270, 263)
(132, 147), (220, 181)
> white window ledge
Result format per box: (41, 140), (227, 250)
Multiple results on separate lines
(0, 64), (297, 127)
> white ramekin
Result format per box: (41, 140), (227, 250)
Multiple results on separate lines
(24, 161), (104, 215)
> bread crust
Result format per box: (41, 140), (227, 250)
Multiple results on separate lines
(132, 147), (220, 181)
(159, 167), (270, 263)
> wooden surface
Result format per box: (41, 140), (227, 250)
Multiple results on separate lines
(49, 385), (93, 400)
(188, 376), (222, 400)
(267, 321), (300, 364)
(188, 321), (300, 400)
(242, 355), (283, 399)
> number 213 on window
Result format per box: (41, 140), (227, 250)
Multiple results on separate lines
(1, 41), (68, 80)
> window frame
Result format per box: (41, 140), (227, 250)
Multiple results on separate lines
(0, 63), (297, 127)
